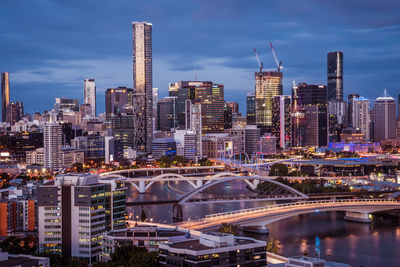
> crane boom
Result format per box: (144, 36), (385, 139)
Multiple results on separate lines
(253, 48), (263, 72)
(269, 41), (282, 72)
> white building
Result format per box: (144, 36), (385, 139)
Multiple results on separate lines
(84, 78), (96, 117)
(43, 123), (62, 170)
(352, 97), (371, 140)
(26, 148), (44, 165)
(37, 174), (126, 265)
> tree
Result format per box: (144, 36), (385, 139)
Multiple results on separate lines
(72, 162), (84, 173)
(269, 163), (288, 176)
(267, 237), (281, 254)
(140, 206), (147, 222)
(218, 223), (238, 235)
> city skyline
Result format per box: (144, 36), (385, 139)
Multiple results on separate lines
(0, 0), (399, 114)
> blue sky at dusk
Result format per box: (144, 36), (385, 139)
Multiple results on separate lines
(1, 0), (399, 114)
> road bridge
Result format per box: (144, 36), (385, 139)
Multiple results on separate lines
(101, 170), (369, 194)
(176, 199), (400, 230)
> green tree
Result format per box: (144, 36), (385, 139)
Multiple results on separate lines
(140, 206), (147, 222)
(218, 223), (238, 235)
(269, 163), (288, 176)
(72, 162), (84, 173)
(267, 237), (281, 254)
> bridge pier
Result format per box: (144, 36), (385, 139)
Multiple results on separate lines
(138, 181), (146, 194)
(344, 211), (371, 223)
(196, 179), (203, 188)
(172, 204), (183, 222)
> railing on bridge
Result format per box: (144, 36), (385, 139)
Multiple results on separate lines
(204, 199), (400, 220)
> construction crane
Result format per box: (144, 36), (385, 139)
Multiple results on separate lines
(269, 41), (282, 72)
(253, 48), (263, 72)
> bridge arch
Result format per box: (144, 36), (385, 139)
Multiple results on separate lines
(144, 173), (197, 191)
(178, 176), (308, 205)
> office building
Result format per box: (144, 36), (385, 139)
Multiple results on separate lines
(374, 90), (396, 142)
(295, 83), (328, 147)
(255, 71), (283, 132)
(260, 133), (277, 155)
(152, 87), (158, 132)
(55, 97), (80, 112)
(107, 114), (135, 153)
(272, 95), (291, 148)
(132, 21), (153, 154)
(38, 174), (126, 264)
(6, 101), (23, 125)
(44, 123), (63, 170)
(157, 98), (176, 131)
(291, 86), (307, 147)
(105, 87), (133, 116)
(174, 81), (224, 133)
(26, 148), (45, 165)
(84, 79), (96, 117)
(174, 130), (197, 161)
(245, 125), (261, 155)
(246, 92), (256, 125)
(347, 94), (360, 126)
(168, 82), (178, 97)
(202, 134), (244, 159)
(159, 232), (267, 266)
(352, 97), (371, 141)
(224, 103), (233, 129)
(328, 101), (347, 142)
(1, 72), (10, 122)
(152, 138), (176, 159)
(72, 135), (105, 162)
(327, 51), (343, 101)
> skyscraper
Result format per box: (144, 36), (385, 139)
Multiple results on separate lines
(272, 95), (291, 148)
(347, 94), (360, 126)
(44, 123), (63, 170)
(132, 21), (153, 154)
(352, 97), (371, 140)
(1, 72), (10, 122)
(246, 92), (256, 125)
(84, 78), (96, 117)
(327, 52), (343, 102)
(255, 71), (283, 132)
(295, 83), (328, 147)
(105, 87), (133, 116)
(173, 81), (224, 133)
(374, 90), (396, 142)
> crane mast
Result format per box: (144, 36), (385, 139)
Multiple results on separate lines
(253, 48), (263, 73)
(269, 41), (282, 72)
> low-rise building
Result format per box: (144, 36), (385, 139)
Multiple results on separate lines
(0, 251), (50, 267)
(159, 232), (267, 266)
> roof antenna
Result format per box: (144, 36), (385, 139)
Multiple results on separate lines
(194, 64), (197, 81)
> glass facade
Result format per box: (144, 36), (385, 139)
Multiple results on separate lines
(255, 71), (283, 131)
(327, 51), (343, 102)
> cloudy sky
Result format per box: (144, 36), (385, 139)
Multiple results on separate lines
(1, 0), (399, 114)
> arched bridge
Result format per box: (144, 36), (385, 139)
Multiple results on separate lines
(177, 175), (308, 205)
(176, 199), (400, 230)
(101, 172), (309, 204)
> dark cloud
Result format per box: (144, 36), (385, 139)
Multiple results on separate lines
(0, 0), (399, 114)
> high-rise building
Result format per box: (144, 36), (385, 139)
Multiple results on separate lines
(246, 92), (256, 125)
(38, 174), (126, 264)
(84, 79), (96, 117)
(347, 94), (360, 126)
(328, 101), (347, 142)
(245, 125), (261, 155)
(352, 97), (371, 140)
(272, 95), (291, 148)
(157, 97), (176, 131)
(255, 71), (283, 132)
(327, 51), (343, 102)
(44, 123), (63, 170)
(55, 97), (80, 112)
(1, 72), (10, 122)
(291, 86), (307, 148)
(173, 81), (224, 134)
(132, 21), (153, 154)
(152, 88), (158, 132)
(105, 87), (133, 116)
(6, 101), (23, 125)
(295, 83), (328, 147)
(374, 90), (396, 142)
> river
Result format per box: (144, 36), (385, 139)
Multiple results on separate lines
(126, 181), (400, 267)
